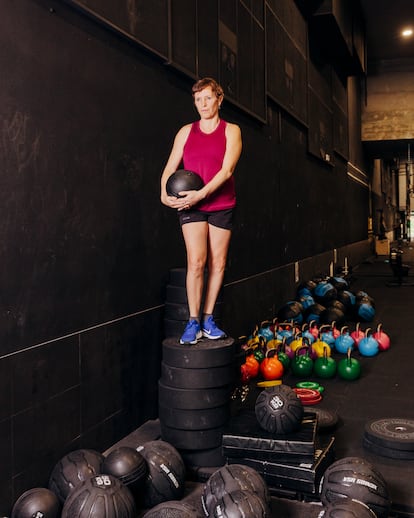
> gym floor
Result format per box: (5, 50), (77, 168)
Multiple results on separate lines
(315, 242), (414, 517)
(246, 241), (414, 517)
(199, 241), (414, 517)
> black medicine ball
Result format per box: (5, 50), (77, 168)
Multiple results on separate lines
(166, 169), (204, 197)
(138, 440), (186, 508)
(61, 475), (136, 518)
(142, 500), (204, 518)
(11, 487), (61, 518)
(49, 449), (104, 503)
(318, 499), (377, 517)
(319, 456), (391, 518)
(208, 489), (270, 518)
(202, 464), (270, 517)
(255, 384), (304, 434)
(102, 446), (147, 499)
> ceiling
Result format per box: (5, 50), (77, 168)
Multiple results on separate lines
(360, 0), (414, 64)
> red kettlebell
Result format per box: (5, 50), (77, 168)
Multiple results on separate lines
(350, 322), (364, 348)
(373, 323), (391, 351)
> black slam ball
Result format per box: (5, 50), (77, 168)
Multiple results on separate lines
(166, 169), (204, 198)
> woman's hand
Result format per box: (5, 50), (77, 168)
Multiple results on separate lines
(171, 189), (202, 211)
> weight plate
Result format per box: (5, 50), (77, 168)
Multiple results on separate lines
(316, 385), (325, 393)
(164, 318), (186, 339)
(363, 435), (414, 460)
(164, 302), (223, 321)
(159, 404), (230, 430)
(301, 394), (322, 405)
(311, 407), (339, 432)
(162, 337), (235, 368)
(179, 446), (226, 468)
(166, 284), (189, 304)
(160, 423), (224, 450)
(164, 302), (191, 321)
(296, 381), (320, 390)
(161, 362), (234, 389)
(293, 388), (321, 400)
(256, 379), (282, 387)
(158, 381), (231, 410)
(169, 267), (187, 286)
(364, 418), (414, 451)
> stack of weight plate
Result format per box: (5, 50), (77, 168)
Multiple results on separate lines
(363, 417), (414, 459)
(158, 337), (235, 468)
(163, 267), (223, 339)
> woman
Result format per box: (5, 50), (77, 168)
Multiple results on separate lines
(161, 77), (242, 345)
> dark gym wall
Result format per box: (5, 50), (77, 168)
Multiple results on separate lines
(0, 0), (370, 510)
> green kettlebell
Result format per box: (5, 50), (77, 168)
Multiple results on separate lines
(337, 347), (361, 380)
(313, 346), (337, 379)
(291, 346), (313, 377)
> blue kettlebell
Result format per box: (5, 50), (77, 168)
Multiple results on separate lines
(335, 326), (355, 354)
(358, 328), (379, 357)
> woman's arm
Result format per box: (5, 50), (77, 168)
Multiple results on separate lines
(160, 124), (192, 206)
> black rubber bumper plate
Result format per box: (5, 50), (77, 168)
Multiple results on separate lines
(363, 435), (414, 460)
(364, 418), (414, 451)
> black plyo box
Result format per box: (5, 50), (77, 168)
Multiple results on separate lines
(226, 436), (335, 495)
(222, 410), (317, 462)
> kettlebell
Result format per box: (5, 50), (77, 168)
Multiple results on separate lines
(334, 326), (355, 354)
(291, 346), (313, 377)
(314, 346), (337, 379)
(358, 328), (379, 357)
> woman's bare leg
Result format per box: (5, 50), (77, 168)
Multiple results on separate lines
(203, 224), (232, 315)
(181, 221), (209, 319)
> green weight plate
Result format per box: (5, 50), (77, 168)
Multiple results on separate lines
(296, 381), (320, 390)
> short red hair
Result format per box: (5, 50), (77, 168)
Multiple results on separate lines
(192, 77), (224, 100)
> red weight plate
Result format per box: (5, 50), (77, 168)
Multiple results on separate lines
(301, 393), (322, 405)
(293, 388), (320, 400)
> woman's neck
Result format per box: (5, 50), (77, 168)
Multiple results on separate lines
(199, 116), (220, 134)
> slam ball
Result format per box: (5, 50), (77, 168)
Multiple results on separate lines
(49, 448), (104, 503)
(142, 500), (204, 518)
(319, 456), (391, 518)
(137, 440), (186, 508)
(166, 169), (204, 198)
(318, 499), (377, 518)
(255, 384), (304, 434)
(202, 464), (270, 517)
(102, 446), (147, 500)
(11, 487), (61, 518)
(61, 474), (136, 518)
(208, 489), (270, 518)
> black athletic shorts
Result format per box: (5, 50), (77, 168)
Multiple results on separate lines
(178, 208), (234, 230)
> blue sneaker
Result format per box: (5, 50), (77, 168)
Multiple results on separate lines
(202, 316), (226, 340)
(180, 319), (202, 345)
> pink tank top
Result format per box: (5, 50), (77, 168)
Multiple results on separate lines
(183, 119), (236, 211)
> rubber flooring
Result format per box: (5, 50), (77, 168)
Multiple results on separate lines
(281, 242), (414, 516)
